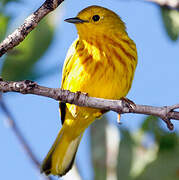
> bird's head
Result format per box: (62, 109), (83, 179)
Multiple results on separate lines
(65, 5), (127, 39)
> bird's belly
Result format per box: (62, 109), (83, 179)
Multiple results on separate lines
(63, 57), (134, 125)
(64, 62), (131, 127)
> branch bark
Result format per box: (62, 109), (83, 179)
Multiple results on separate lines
(0, 0), (64, 57)
(0, 80), (179, 131)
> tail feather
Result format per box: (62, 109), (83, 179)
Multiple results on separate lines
(41, 127), (83, 176)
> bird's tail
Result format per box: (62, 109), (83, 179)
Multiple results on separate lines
(41, 126), (83, 176)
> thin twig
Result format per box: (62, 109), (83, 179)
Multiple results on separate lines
(0, 79), (179, 130)
(0, 94), (54, 180)
(0, 0), (64, 57)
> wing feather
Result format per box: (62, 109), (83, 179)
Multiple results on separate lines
(59, 38), (79, 124)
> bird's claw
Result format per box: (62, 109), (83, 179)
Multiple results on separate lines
(121, 97), (136, 111)
(76, 91), (88, 96)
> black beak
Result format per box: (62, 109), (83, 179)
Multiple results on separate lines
(64, 17), (88, 24)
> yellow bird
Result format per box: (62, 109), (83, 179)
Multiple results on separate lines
(41, 5), (137, 176)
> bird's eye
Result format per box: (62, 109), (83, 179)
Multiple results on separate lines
(92, 15), (100, 22)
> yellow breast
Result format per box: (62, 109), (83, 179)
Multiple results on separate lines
(62, 34), (137, 100)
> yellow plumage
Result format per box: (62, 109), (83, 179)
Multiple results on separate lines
(41, 5), (137, 176)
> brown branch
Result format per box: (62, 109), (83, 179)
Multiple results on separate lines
(146, 0), (179, 10)
(0, 95), (54, 180)
(0, 0), (64, 57)
(0, 80), (179, 130)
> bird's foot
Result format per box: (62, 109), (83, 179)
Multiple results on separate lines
(121, 97), (136, 111)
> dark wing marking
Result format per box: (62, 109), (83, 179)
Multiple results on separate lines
(40, 154), (52, 175)
(59, 102), (66, 125)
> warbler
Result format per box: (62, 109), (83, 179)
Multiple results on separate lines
(41, 5), (137, 176)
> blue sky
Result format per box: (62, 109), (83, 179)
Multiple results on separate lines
(1, 0), (179, 179)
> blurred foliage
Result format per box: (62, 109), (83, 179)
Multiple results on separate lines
(142, 116), (178, 152)
(0, 0), (56, 81)
(90, 115), (179, 180)
(0, 0), (19, 7)
(117, 128), (133, 180)
(90, 116), (107, 180)
(161, 7), (179, 41)
(0, 14), (9, 42)
(135, 143), (179, 180)
(1, 16), (55, 80)
(1, 0), (179, 179)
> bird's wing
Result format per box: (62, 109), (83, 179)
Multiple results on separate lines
(60, 38), (79, 124)
(61, 38), (79, 87)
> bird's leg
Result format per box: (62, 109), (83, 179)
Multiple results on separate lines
(117, 114), (122, 124)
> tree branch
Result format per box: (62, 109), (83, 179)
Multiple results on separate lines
(0, 0), (64, 57)
(0, 95), (54, 180)
(0, 79), (179, 130)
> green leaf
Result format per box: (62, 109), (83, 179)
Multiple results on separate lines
(161, 7), (179, 41)
(0, 13), (9, 42)
(1, 16), (55, 81)
(90, 117), (107, 180)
